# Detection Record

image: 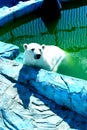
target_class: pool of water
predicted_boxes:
[0,3,87,80]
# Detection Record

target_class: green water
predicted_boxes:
[0,4,87,80]
[58,51,87,80]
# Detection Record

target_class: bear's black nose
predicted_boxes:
[34,54,41,59]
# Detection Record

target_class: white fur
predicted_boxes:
[23,43,65,71]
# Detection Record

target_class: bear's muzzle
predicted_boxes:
[34,54,41,59]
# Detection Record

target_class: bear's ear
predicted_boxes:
[23,44,28,50]
[42,44,45,49]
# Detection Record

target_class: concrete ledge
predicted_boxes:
[0,57,87,117]
[18,65,87,117]
[0,0,43,26]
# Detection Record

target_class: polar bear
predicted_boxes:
[23,43,66,72]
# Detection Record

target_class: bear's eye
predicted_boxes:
[39,49,41,52]
[31,48,34,52]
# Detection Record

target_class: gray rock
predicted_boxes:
[0,58,87,130]
[18,65,87,118]
[0,41,19,59]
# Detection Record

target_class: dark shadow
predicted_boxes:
[40,0,62,33]
[61,0,87,10]
[13,83,32,109]
[14,65,39,109]
[15,65,87,129]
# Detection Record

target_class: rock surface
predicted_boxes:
[0,41,19,59]
[0,57,87,129]
[19,65,87,117]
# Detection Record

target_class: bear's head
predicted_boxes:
[23,43,45,60]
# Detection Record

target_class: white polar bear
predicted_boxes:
[23,43,66,72]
